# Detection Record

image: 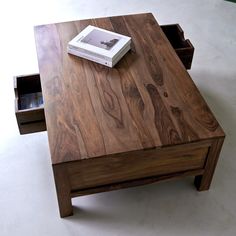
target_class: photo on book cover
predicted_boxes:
[80,29,121,50]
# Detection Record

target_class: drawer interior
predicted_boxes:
[160,24,194,69]
[14,74,46,134]
[15,74,43,110]
[161,24,189,49]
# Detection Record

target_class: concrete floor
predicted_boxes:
[0,0,236,235]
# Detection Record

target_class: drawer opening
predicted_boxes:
[14,73,47,134]
[16,74,44,110]
[161,24,188,49]
[160,24,194,70]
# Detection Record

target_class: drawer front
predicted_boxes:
[18,120,46,134]
[67,144,209,191]
[16,107,45,123]
[16,108,46,134]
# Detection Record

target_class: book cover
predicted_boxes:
[67,25,131,63]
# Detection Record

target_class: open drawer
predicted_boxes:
[160,24,194,70]
[14,73,46,134]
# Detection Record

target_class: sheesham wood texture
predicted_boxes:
[34,13,225,218]
[70,169,205,198]
[34,13,225,165]
[67,144,209,191]
[194,137,225,191]
[53,165,73,217]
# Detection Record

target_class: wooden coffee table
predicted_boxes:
[34,13,225,217]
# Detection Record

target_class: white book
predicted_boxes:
[68,43,131,67]
[67,25,131,65]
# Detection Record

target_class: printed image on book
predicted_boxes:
[67,25,131,67]
[80,29,121,50]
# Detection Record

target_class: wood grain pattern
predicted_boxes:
[67,145,209,191]
[194,137,225,191]
[34,13,224,164]
[53,165,73,217]
[71,169,205,198]
[34,13,225,218]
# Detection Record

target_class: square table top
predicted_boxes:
[34,13,224,164]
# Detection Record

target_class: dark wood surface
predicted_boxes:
[67,143,209,190]
[71,169,205,198]
[194,137,225,191]
[53,165,73,217]
[34,13,224,165]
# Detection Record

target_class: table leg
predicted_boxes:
[194,137,224,191]
[53,164,73,217]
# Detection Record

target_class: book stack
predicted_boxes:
[67,25,131,67]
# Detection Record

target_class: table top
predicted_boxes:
[34,13,224,164]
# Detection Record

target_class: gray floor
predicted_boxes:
[0,0,236,235]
